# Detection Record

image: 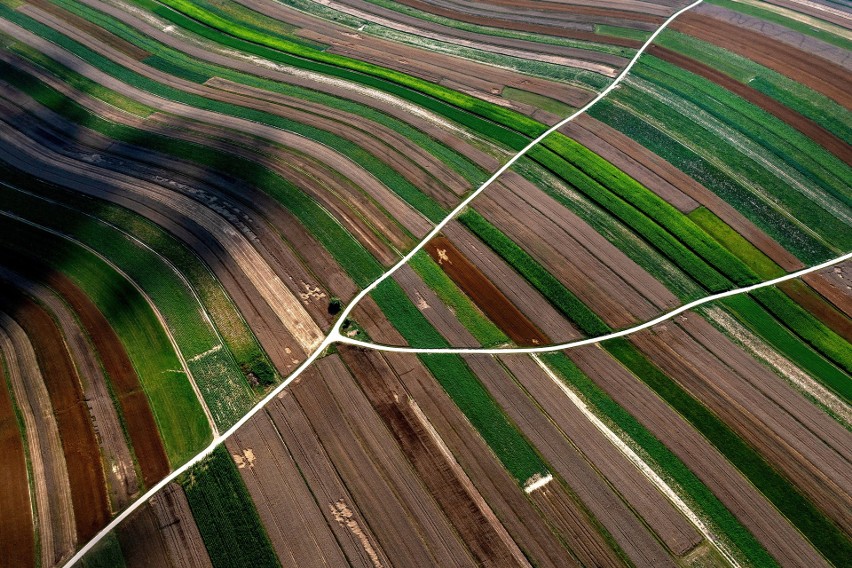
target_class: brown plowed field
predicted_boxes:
[673,12,852,106]
[227,416,351,567]
[632,317,852,532]
[500,354,703,557]
[0,313,76,567]
[0,266,139,512]
[0,255,170,487]
[805,261,852,320]
[118,505,173,568]
[569,344,829,567]
[350,297,581,567]
[0,349,35,567]
[391,0,649,45]
[291,356,478,566]
[0,285,110,542]
[647,45,852,165]
[778,280,852,340]
[265,397,394,568]
[426,236,549,345]
[149,483,213,568]
[338,345,533,567]
[444,222,582,341]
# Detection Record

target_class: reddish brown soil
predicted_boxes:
[426,236,549,345]
[0,355,35,567]
[648,45,852,165]
[3,247,169,486]
[779,280,852,341]
[673,13,852,107]
[0,285,110,543]
[804,261,852,320]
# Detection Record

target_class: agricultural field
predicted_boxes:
[0,0,848,567]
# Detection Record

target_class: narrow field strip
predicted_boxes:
[65,3,826,565]
[337,251,852,354]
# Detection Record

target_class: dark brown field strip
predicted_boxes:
[673,12,852,107]
[0,284,110,543]
[149,483,213,568]
[2,253,170,486]
[0,351,35,567]
[426,236,549,345]
[647,45,852,165]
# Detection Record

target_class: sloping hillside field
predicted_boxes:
[0,0,848,566]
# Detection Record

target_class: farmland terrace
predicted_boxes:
[0,0,848,567]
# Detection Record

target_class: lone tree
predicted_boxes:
[328,297,342,315]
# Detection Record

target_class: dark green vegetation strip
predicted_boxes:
[182,447,280,568]
[0,213,210,465]
[588,98,835,264]
[371,278,547,482]
[605,338,852,567]
[81,533,126,568]
[462,210,850,564]
[540,352,777,568]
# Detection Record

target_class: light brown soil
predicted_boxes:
[647,45,852,165]
[338,345,533,567]
[569,344,829,567]
[673,11,852,106]
[0,314,76,567]
[226,416,351,567]
[0,285,110,543]
[426,236,549,345]
[0,346,36,567]
[804,261,852,319]
[357,296,597,566]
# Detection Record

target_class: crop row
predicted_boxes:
[370,277,548,483]
[182,447,280,568]
[0,211,210,465]
[461,211,850,564]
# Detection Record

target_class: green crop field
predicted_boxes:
[183,447,280,568]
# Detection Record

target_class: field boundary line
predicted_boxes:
[0,210,220,436]
[336,251,852,354]
[61,1,709,564]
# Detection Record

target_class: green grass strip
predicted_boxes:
[605,337,851,567]
[459,209,610,336]
[183,447,280,568]
[723,294,852,402]
[540,352,777,567]
[408,251,508,347]
[0,215,210,465]
[587,98,834,264]
[144,0,547,140]
[689,208,785,280]
[371,278,547,482]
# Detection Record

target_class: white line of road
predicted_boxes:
[335,250,852,354]
[65,2,809,565]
